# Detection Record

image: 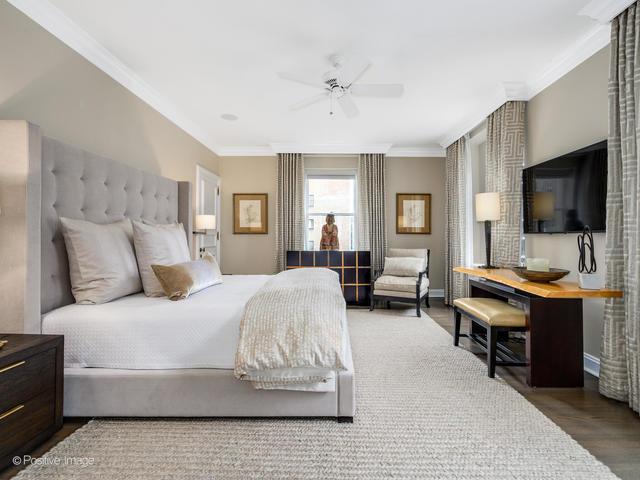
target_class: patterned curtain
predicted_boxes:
[275,153,305,271]
[444,137,468,305]
[485,101,526,267]
[357,153,387,273]
[600,4,640,413]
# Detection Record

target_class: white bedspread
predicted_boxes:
[42,275,270,370]
[235,269,347,390]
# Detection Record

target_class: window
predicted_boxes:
[306,175,356,250]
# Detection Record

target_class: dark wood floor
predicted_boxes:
[425,298,640,480]
[2,299,639,479]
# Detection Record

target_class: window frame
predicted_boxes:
[304,171,358,251]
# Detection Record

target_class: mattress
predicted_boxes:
[42,275,271,370]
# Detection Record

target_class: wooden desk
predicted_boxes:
[453,267,622,388]
[453,267,622,299]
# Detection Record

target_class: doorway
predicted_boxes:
[195,165,221,261]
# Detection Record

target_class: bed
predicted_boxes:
[25,129,355,420]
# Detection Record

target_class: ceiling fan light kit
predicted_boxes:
[278,54,404,118]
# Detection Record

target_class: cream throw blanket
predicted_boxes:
[234,268,347,390]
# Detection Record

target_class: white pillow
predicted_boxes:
[132,220,191,296]
[60,217,142,304]
[382,257,425,277]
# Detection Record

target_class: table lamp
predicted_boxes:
[475,192,500,269]
[194,214,216,234]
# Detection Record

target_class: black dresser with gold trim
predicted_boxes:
[286,250,371,306]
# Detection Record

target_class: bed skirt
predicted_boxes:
[63,366,354,418]
[63,327,355,418]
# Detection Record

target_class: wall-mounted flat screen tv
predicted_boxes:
[522,141,607,234]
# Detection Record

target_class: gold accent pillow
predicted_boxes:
[151,252,222,300]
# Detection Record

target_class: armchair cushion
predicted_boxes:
[374,274,429,294]
[382,257,424,277]
[373,288,429,299]
[388,248,428,270]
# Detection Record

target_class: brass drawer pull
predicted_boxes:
[0,360,26,374]
[0,404,24,421]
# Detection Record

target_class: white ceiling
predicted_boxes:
[9,0,623,156]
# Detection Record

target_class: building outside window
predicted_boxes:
[306,175,356,250]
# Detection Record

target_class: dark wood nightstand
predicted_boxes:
[0,334,63,471]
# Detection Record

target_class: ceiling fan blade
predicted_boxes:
[338,56,371,87]
[350,84,405,97]
[289,92,329,111]
[337,93,359,118]
[277,72,325,89]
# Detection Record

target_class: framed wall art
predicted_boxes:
[233,193,268,234]
[396,193,431,234]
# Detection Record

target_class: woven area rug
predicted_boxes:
[14,309,617,479]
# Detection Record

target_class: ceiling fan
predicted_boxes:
[277,55,404,118]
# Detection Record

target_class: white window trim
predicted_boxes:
[468,127,487,267]
[304,170,358,250]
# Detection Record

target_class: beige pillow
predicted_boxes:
[382,256,425,277]
[132,221,191,296]
[388,248,428,270]
[151,253,223,300]
[60,217,142,304]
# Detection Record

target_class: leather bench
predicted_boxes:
[453,297,527,378]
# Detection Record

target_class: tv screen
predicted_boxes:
[523,141,607,234]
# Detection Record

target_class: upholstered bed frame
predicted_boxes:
[25,125,355,420]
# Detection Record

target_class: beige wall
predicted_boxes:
[0,1,221,331]
[0,0,219,198]
[218,155,447,290]
[0,121,40,333]
[386,157,446,290]
[219,157,278,274]
[526,46,609,358]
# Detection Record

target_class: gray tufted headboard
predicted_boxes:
[40,137,192,315]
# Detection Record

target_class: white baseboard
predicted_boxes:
[429,289,444,298]
[584,353,600,378]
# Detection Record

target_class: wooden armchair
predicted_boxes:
[370,248,431,317]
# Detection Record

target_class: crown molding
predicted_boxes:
[10,0,620,157]
[7,0,222,155]
[217,144,445,157]
[579,0,635,23]
[269,143,393,154]
[439,86,507,148]
[502,81,530,101]
[216,146,276,157]
[386,146,445,157]
[439,20,611,148]
[527,23,610,99]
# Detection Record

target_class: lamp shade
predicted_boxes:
[195,214,216,230]
[475,192,501,221]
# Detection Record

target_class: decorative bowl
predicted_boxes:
[511,267,570,283]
